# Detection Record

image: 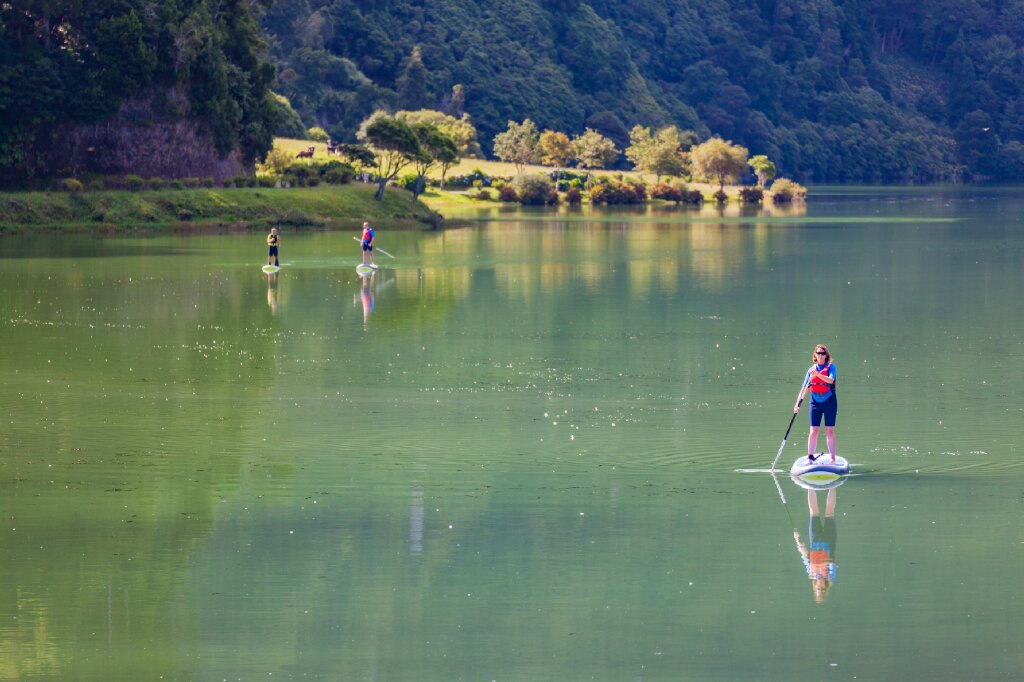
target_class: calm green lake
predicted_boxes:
[1,187,1022,681]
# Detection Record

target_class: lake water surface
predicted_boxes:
[1,187,1023,680]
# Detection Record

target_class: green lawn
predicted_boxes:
[0,183,437,232]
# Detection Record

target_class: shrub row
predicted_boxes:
[589,179,647,205]
[649,183,704,205]
[56,161,355,193]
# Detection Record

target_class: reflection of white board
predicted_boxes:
[356,264,379,275]
[262,264,280,273]
[791,474,847,491]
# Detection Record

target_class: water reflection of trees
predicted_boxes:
[408,216,792,301]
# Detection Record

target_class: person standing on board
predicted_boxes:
[793,344,837,464]
[360,221,375,266]
[267,227,280,267]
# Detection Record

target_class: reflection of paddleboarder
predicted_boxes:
[266,271,278,313]
[360,271,375,327]
[793,487,837,603]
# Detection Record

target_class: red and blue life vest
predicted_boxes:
[809,363,835,396]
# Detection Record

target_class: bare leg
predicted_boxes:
[825,426,836,462]
[807,426,820,459]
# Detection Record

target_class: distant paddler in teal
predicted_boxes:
[266,227,280,267]
[360,221,375,266]
[793,344,837,464]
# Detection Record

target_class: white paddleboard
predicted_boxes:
[356,263,379,274]
[790,453,850,479]
[262,264,280,273]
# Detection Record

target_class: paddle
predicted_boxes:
[353,236,395,259]
[770,395,803,472]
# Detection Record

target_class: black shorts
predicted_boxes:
[362,241,373,252]
[810,394,837,427]
[268,245,278,257]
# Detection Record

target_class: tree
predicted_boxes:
[954,110,999,176]
[441,84,466,117]
[0,0,277,184]
[539,130,573,180]
[689,138,750,191]
[394,109,481,158]
[410,122,458,198]
[269,93,307,138]
[359,112,422,200]
[336,143,377,169]
[397,46,430,110]
[572,128,619,181]
[626,125,689,182]
[493,119,541,173]
[748,155,777,187]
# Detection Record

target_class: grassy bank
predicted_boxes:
[0,182,438,232]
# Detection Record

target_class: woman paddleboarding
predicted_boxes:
[793,344,837,464]
[360,221,375,267]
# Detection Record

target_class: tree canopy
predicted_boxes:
[0,0,277,183]
[572,128,619,173]
[690,138,750,190]
[260,0,1024,181]
[359,112,422,199]
[493,119,542,173]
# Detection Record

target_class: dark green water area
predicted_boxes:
[1,187,1021,680]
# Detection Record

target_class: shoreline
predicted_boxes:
[0,183,440,233]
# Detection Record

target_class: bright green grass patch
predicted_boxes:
[0,184,437,232]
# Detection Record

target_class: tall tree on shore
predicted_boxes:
[749,155,777,187]
[493,119,541,173]
[690,138,750,191]
[395,109,482,158]
[410,122,458,198]
[572,128,619,183]
[539,130,574,181]
[359,112,422,200]
[626,125,692,182]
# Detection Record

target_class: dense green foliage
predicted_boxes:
[0,0,278,183]
[262,0,1024,181]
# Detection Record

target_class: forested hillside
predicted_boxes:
[264,0,1024,181]
[0,1,278,184]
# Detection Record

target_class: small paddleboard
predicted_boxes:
[262,264,280,273]
[356,263,379,275]
[790,453,850,479]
